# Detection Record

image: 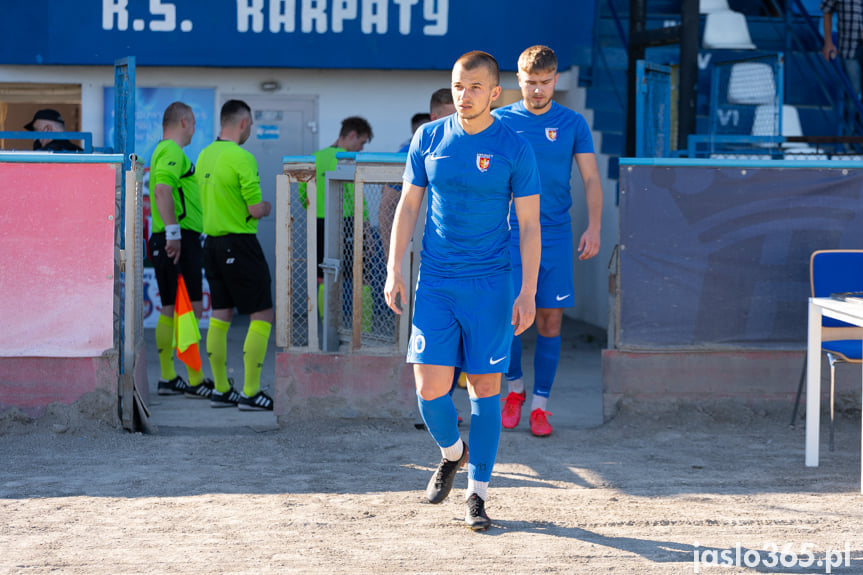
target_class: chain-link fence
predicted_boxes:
[277,155,411,354]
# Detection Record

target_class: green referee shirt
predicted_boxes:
[148,139,203,233]
[196,140,263,236]
[298,146,369,220]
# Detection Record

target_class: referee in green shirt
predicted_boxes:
[197,99,274,411]
[148,101,214,399]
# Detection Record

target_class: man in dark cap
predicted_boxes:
[24,109,82,152]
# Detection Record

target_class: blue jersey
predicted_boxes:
[404,115,541,279]
[493,100,594,239]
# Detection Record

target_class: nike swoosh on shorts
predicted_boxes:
[490,356,506,365]
[556,294,571,301]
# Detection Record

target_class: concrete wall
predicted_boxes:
[601,349,855,422]
[0,354,120,420]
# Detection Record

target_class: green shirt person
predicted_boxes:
[146,101,214,399]
[297,116,373,280]
[196,99,275,412]
[198,139,262,236]
[149,139,203,235]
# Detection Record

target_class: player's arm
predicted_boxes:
[574,152,603,261]
[512,194,541,335]
[240,155,270,220]
[384,182,425,314]
[247,200,271,219]
[153,182,181,264]
[823,10,836,60]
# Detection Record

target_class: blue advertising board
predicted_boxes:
[103,86,215,164]
[0,1,590,71]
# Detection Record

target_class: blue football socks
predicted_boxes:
[417,392,461,450]
[468,394,501,483]
[505,334,523,381]
[533,334,561,398]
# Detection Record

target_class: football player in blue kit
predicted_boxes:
[385,51,541,531]
[493,45,603,437]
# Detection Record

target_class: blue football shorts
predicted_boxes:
[407,271,515,374]
[511,234,574,309]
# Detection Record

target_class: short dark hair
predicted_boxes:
[429,88,453,116]
[339,116,373,141]
[410,113,430,132]
[454,51,500,86]
[162,101,192,129]
[518,45,558,74]
[220,99,252,126]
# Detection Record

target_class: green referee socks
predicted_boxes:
[206,317,231,393]
[155,314,177,381]
[243,320,271,397]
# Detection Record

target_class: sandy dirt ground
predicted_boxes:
[2,321,863,574]
[2,400,863,574]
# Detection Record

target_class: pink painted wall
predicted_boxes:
[0,162,116,357]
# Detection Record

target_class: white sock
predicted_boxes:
[440,439,464,462]
[466,479,488,501]
[507,378,524,395]
[531,394,548,412]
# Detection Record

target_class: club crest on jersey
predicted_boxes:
[545,128,559,142]
[476,153,493,172]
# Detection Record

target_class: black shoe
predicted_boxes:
[185,378,214,399]
[426,440,468,504]
[157,376,190,396]
[465,493,491,531]
[237,390,274,411]
[210,383,241,408]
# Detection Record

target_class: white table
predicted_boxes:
[806,297,863,492]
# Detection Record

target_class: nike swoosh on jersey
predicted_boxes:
[428,155,450,160]
[555,294,571,301]
[489,356,506,365]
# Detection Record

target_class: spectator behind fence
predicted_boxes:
[297,116,373,322]
[397,112,431,153]
[24,109,82,152]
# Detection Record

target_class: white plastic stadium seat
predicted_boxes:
[700,0,730,13]
[703,11,756,50]
[752,104,825,156]
[727,62,775,105]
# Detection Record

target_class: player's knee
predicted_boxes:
[536,310,563,336]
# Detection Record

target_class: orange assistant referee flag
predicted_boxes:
[173,273,202,371]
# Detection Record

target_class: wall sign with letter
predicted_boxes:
[1,1,590,71]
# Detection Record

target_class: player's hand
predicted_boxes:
[578,227,600,261]
[165,238,181,265]
[511,292,536,336]
[385,270,406,315]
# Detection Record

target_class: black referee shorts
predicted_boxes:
[204,234,273,315]
[148,228,204,306]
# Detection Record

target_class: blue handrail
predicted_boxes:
[0,131,93,152]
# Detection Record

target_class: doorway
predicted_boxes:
[0,83,82,150]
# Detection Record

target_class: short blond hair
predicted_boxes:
[518,45,558,75]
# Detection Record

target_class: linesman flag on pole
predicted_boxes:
[173,273,202,371]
